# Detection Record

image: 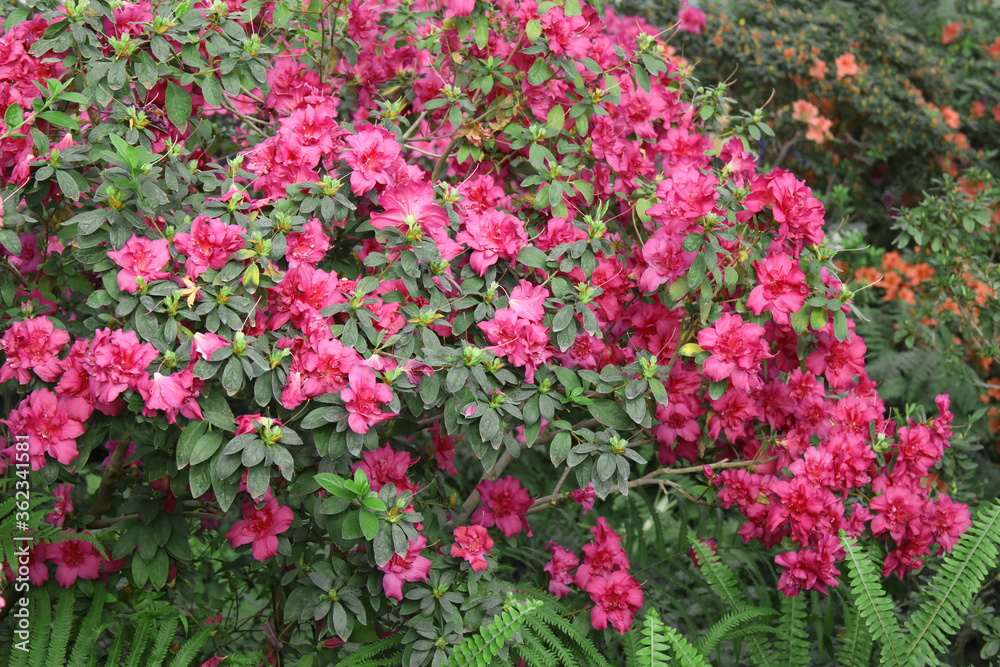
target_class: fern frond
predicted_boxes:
[660,615,711,667]
[27,587,52,667]
[839,534,908,667]
[635,607,673,667]
[774,594,809,667]
[694,606,774,657]
[514,629,559,667]
[904,498,1000,665]
[447,599,541,667]
[521,614,580,667]
[334,633,403,667]
[148,613,180,666]
[168,626,216,667]
[688,537,773,666]
[835,592,873,667]
[528,598,614,667]
[68,584,107,667]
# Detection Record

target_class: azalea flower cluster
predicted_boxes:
[0,0,973,656]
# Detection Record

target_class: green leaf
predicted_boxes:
[359,510,379,541]
[176,421,209,468]
[189,430,223,466]
[39,110,78,130]
[165,81,193,129]
[550,431,571,465]
[587,398,633,430]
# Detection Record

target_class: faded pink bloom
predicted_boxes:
[835,53,859,80]
[0,317,69,384]
[172,216,246,279]
[379,535,432,600]
[226,495,294,562]
[342,365,395,434]
[451,524,494,571]
[107,234,172,293]
[471,476,532,537]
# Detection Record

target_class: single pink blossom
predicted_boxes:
[379,535,432,600]
[451,524,494,572]
[226,496,294,562]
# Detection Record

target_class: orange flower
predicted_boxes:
[783,47,796,59]
[809,58,827,80]
[804,116,833,143]
[941,22,963,45]
[791,99,819,122]
[988,36,1000,60]
[941,107,960,129]
[971,101,986,119]
[835,53,858,80]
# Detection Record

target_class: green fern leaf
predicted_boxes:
[529,596,614,667]
[835,593,873,667]
[904,498,1000,665]
[660,617,711,667]
[448,599,541,667]
[522,614,580,667]
[688,537,773,666]
[694,606,774,657]
[334,633,403,667]
[168,626,215,667]
[839,534,908,667]
[148,613,180,666]
[68,584,107,667]
[636,607,673,667]
[774,594,810,667]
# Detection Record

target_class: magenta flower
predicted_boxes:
[352,443,416,493]
[506,280,548,323]
[285,218,331,266]
[677,5,707,35]
[457,210,528,275]
[478,308,553,383]
[341,125,402,195]
[45,483,74,526]
[0,316,69,384]
[451,525,494,572]
[379,535,432,601]
[697,313,772,392]
[471,476,532,538]
[226,496,294,562]
[50,537,103,587]
[746,253,809,324]
[370,182,450,242]
[190,332,230,362]
[173,216,246,279]
[107,234,172,293]
[2,389,92,468]
[342,365,395,434]
[543,542,580,598]
[84,328,159,404]
[586,570,644,634]
[571,483,596,514]
[639,227,696,293]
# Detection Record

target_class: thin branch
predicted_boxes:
[86,438,131,525]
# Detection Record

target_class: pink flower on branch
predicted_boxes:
[379,535,432,601]
[697,313,772,392]
[226,496,294,562]
[471,476,532,538]
[107,234,171,293]
[341,365,395,434]
[451,524,494,572]
[0,316,69,384]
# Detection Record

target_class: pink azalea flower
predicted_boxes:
[506,280,548,323]
[451,524,494,572]
[746,253,809,324]
[835,53,859,80]
[285,218,331,266]
[0,316,70,384]
[431,422,458,476]
[478,308,553,384]
[341,125,402,195]
[571,483,596,514]
[172,216,246,279]
[638,227,695,293]
[370,182,450,243]
[456,210,528,275]
[586,570,643,634]
[1,389,92,468]
[226,495,294,562]
[342,365,395,434]
[83,328,159,404]
[353,443,417,492]
[46,483,74,526]
[677,5,707,35]
[190,332,231,362]
[137,368,205,424]
[574,517,631,590]
[697,313,772,392]
[379,535,432,601]
[106,234,172,293]
[471,475,532,538]
[543,541,580,598]
[50,537,103,587]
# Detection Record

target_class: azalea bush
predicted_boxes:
[632,0,1000,243]
[0,0,990,664]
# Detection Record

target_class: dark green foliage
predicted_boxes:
[333,634,405,667]
[447,599,541,667]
